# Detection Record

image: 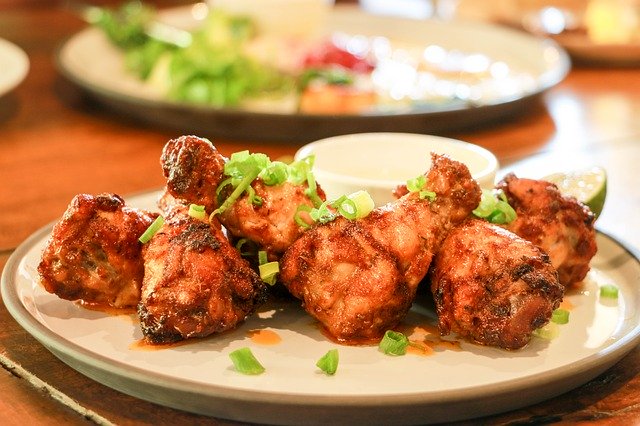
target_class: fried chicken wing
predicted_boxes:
[431,218,563,350]
[497,173,597,288]
[280,154,481,343]
[159,135,323,258]
[37,193,157,308]
[138,206,268,343]
[160,135,227,214]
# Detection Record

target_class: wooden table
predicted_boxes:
[1,1,639,424]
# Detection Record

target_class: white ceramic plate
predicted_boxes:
[55,5,570,142]
[2,190,640,425]
[0,38,29,98]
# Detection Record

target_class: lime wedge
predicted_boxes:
[543,166,607,218]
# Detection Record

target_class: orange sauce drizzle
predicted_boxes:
[248,329,282,345]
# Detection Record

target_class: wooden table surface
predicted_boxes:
[1,1,639,425]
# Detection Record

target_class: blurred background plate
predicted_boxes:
[0,38,29,98]
[56,4,570,142]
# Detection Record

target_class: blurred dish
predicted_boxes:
[0,38,29,98]
[56,5,570,141]
[2,203,640,424]
[295,133,498,206]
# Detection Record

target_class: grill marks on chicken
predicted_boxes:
[497,173,597,288]
[139,207,267,343]
[431,219,563,350]
[159,134,321,258]
[280,154,481,343]
[38,193,157,309]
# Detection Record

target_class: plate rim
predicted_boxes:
[2,199,640,424]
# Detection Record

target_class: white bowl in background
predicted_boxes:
[294,132,498,206]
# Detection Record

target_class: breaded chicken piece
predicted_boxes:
[160,135,227,214]
[138,206,267,343]
[37,193,157,308]
[219,179,324,258]
[159,135,323,258]
[279,154,481,343]
[497,173,597,288]
[431,218,563,350]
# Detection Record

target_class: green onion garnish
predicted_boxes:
[261,161,289,186]
[188,203,206,220]
[406,175,437,201]
[532,322,559,340]
[296,190,375,228]
[258,250,279,285]
[138,215,164,244]
[473,189,517,224]
[229,347,265,375]
[345,190,374,219]
[378,330,409,356]
[551,308,570,325]
[213,152,322,216]
[600,284,619,299]
[316,349,339,375]
[406,175,426,193]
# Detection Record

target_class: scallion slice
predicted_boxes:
[229,347,265,375]
[551,308,570,325]
[258,250,279,285]
[473,189,517,224]
[316,349,339,375]
[532,322,559,340]
[188,204,206,220]
[378,330,409,356]
[346,190,374,219]
[138,215,164,244]
[600,284,619,299]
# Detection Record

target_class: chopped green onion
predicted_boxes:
[309,199,338,224]
[138,215,164,243]
[346,190,374,219]
[235,238,258,257]
[551,308,570,325]
[188,204,206,220]
[473,189,517,224]
[258,250,279,285]
[378,330,409,356]
[406,175,426,193]
[213,171,260,216]
[304,171,324,208]
[260,161,288,186]
[532,322,559,340]
[288,155,315,185]
[316,349,339,375]
[406,175,436,202]
[229,347,265,375]
[294,204,314,229]
[419,190,436,201]
[600,284,619,299]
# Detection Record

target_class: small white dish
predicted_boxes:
[295,132,499,206]
[0,38,29,98]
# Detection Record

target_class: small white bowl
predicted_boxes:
[294,132,498,206]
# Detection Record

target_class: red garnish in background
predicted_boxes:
[303,41,374,73]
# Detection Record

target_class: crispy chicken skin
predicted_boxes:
[220,180,324,258]
[159,134,323,258]
[280,154,481,342]
[138,206,267,344]
[160,135,227,214]
[497,173,597,288]
[37,193,157,308]
[431,218,563,350]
